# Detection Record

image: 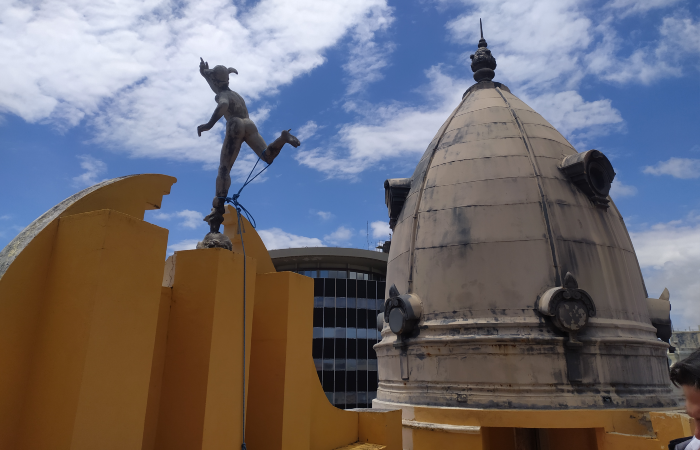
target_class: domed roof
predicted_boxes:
[376,35,677,410]
[388,81,645,319]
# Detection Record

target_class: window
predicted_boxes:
[305,268,387,409]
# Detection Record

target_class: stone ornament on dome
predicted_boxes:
[469,19,497,82]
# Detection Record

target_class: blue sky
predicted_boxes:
[1,0,699,327]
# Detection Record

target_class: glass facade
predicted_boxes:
[297,269,385,409]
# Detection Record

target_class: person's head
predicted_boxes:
[670,348,700,438]
[204,65,238,93]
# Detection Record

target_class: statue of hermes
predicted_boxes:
[197,57,300,235]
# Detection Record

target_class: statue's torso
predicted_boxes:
[217,90,249,120]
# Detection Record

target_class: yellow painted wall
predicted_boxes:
[247,271,402,450]
[0,173,401,450]
[398,404,693,450]
[0,174,174,450]
[223,205,276,274]
[246,271,359,449]
[15,209,168,450]
[154,248,255,450]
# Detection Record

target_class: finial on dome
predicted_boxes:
[470,18,497,82]
[478,18,487,48]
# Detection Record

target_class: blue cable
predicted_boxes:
[217,155,271,450]
[218,157,271,229]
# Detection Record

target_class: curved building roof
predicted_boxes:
[269,247,388,274]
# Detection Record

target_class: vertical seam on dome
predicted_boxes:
[406,90,473,294]
[495,87,562,287]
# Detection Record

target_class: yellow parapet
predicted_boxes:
[376,399,694,449]
[0,175,174,450]
[0,174,402,450]
[246,272,401,450]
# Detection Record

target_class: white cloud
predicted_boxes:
[607,0,684,17]
[523,90,623,143]
[446,0,593,92]
[72,155,107,187]
[0,0,392,165]
[643,158,700,179]
[297,0,636,179]
[258,227,324,250]
[297,66,462,178]
[659,15,700,55]
[609,178,638,198]
[249,106,272,126]
[630,215,700,329]
[324,226,354,245]
[0,215,10,220]
[167,239,200,255]
[370,220,391,239]
[151,209,205,229]
[296,120,321,141]
[316,211,334,220]
[587,15,700,86]
[343,4,395,95]
[297,64,622,177]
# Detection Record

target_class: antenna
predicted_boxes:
[480,18,483,39]
[366,221,370,250]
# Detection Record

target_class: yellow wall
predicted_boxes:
[0,173,402,450]
[0,174,174,450]
[247,271,402,450]
[154,249,255,450]
[15,209,168,450]
[396,404,693,450]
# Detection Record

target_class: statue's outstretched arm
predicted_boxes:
[197,98,229,136]
[199,57,209,76]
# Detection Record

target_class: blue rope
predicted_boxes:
[218,157,271,229]
[218,156,271,450]
[236,207,248,450]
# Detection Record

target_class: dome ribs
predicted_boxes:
[494,86,563,287]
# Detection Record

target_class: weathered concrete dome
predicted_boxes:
[376,80,678,410]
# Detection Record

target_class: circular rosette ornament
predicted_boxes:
[537,272,596,342]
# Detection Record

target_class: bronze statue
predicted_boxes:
[197,57,300,236]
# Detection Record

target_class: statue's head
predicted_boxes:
[204,65,238,92]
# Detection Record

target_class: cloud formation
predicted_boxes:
[324,226,354,245]
[151,210,205,229]
[371,220,391,239]
[297,66,463,178]
[343,4,395,95]
[297,121,321,141]
[298,0,650,178]
[167,239,200,255]
[643,158,700,179]
[0,0,392,165]
[258,227,324,249]
[316,211,334,220]
[610,178,638,198]
[72,155,107,187]
[630,214,700,329]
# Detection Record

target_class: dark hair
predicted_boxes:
[670,348,700,389]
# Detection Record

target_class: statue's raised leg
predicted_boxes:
[244,121,300,165]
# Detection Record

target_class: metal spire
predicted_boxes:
[470,19,497,82]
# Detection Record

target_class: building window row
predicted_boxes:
[296,270,385,281]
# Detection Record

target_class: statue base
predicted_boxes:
[196,232,233,251]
